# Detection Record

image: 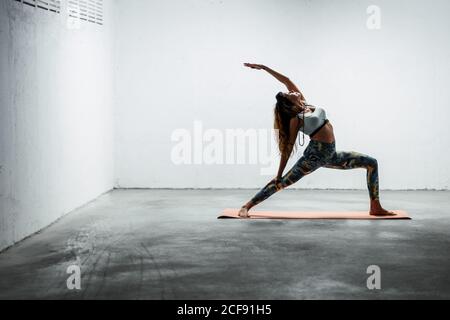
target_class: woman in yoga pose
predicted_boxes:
[239,63,395,218]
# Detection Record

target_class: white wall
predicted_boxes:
[0,0,115,251]
[1,0,448,251]
[114,0,450,190]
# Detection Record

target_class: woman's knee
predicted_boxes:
[365,156,378,169]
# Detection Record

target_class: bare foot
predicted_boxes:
[370,201,396,216]
[370,208,397,216]
[238,207,250,219]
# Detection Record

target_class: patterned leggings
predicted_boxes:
[248,140,380,208]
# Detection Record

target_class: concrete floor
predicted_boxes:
[0,189,449,300]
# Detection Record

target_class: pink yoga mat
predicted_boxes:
[219,209,411,220]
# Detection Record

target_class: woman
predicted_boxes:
[238,63,395,218]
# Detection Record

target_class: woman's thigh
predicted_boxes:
[281,151,330,187]
[325,151,377,170]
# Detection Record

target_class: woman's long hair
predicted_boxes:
[274,92,303,159]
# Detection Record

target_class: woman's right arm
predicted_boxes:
[244,63,305,99]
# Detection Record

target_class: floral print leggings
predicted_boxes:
[248,140,380,208]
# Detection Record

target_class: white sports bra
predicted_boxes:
[297,105,328,137]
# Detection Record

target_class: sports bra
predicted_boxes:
[297,104,328,137]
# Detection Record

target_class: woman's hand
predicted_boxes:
[271,177,283,190]
[244,63,266,70]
